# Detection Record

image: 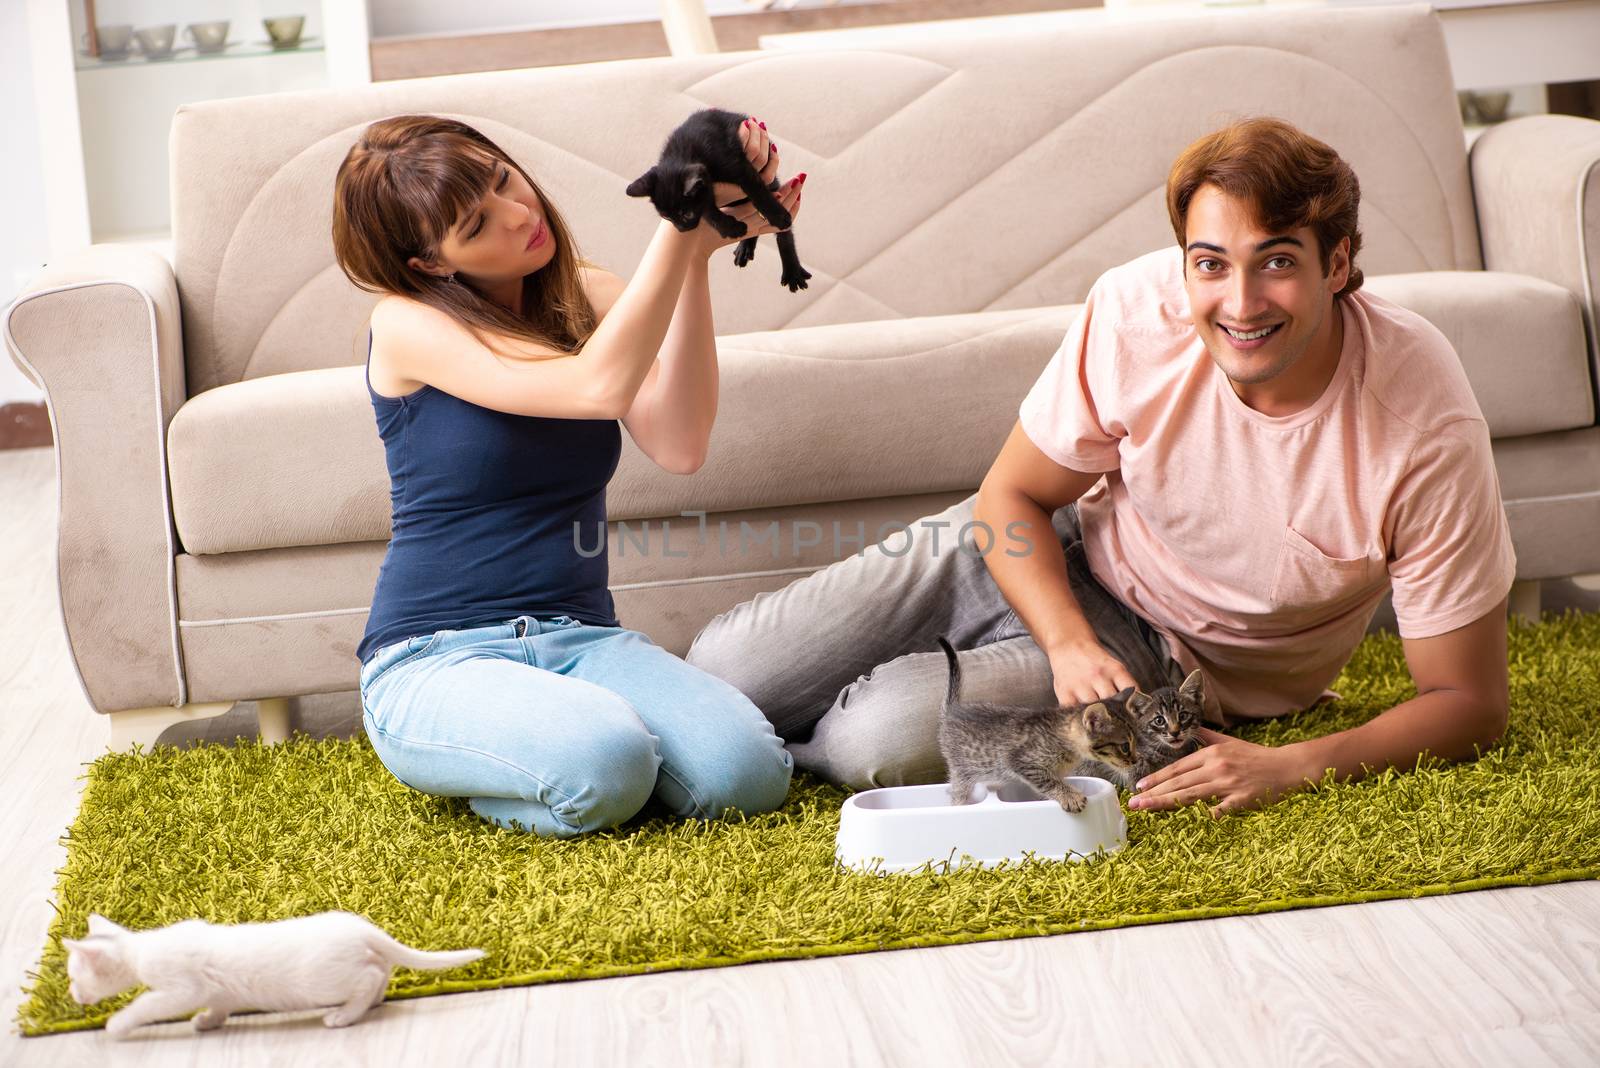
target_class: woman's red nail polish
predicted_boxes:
[759,121,767,130]
[798,172,808,183]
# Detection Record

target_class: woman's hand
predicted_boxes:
[1128,728,1317,817]
[741,115,779,189]
[695,116,805,255]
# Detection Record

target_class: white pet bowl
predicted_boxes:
[836,776,1128,874]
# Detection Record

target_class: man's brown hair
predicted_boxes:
[1166,117,1364,297]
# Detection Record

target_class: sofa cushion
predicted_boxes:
[171,490,974,697]
[1493,427,1600,580]
[165,273,1593,557]
[1363,271,1592,437]
[166,305,1077,555]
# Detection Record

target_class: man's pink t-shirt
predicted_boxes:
[1018,247,1516,724]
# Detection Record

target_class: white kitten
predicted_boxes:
[62,911,486,1039]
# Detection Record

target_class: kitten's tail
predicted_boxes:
[373,932,486,972]
[936,636,961,709]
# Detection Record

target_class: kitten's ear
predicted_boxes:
[681,162,708,199]
[63,937,109,965]
[1179,669,1204,700]
[86,913,121,936]
[1082,701,1109,728]
[624,168,656,198]
[1126,690,1154,715]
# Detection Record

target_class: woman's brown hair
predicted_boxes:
[332,115,597,360]
[1166,117,1364,297]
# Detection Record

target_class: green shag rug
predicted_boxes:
[18,614,1600,1037]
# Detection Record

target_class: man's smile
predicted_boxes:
[1218,322,1284,348]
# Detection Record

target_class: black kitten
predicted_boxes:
[625,107,812,293]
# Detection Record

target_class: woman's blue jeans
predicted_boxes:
[358,614,794,838]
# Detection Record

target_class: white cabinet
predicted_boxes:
[29,0,371,253]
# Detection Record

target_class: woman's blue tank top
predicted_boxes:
[356,328,622,664]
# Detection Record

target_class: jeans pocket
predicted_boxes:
[983,608,1023,646]
[407,630,445,656]
[362,631,445,696]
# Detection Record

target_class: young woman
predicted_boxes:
[330,114,804,838]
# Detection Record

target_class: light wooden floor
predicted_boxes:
[3,444,1597,1067]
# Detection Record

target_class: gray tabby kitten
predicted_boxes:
[936,637,1141,813]
[1074,670,1206,787]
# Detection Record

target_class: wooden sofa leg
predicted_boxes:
[256,698,292,744]
[1509,579,1541,624]
[108,702,237,752]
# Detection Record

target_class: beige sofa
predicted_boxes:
[6,5,1599,751]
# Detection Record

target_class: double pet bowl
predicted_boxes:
[835,776,1128,874]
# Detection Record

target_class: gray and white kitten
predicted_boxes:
[936,636,1141,813]
[1074,670,1206,787]
[63,911,485,1039]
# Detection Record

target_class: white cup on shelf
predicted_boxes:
[82,24,133,60]
[131,24,178,61]
[185,21,231,54]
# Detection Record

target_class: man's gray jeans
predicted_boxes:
[683,492,1182,789]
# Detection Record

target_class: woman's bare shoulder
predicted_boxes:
[367,296,428,398]
[371,292,433,325]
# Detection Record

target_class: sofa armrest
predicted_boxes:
[1471,114,1600,391]
[3,244,189,714]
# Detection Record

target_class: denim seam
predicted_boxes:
[653,760,712,820]
[979,607,1019,647]
[365,719,583,831]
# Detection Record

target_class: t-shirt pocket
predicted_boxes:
[1269,526,1380,623]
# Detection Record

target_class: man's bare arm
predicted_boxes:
[1131,601,1510,815]
[1287,600,1510,782]
[975,421,1136,704]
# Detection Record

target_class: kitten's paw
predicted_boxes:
[732,240,756,268]
[781,265,812,292]
[193,1007,229,1031]
[1055,789,1088,813]
[765,207,793,230]
[948,779,981,805]
[105,1012,137,1040]
[323,1006,371,1029]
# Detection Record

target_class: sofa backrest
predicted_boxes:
[169,4,1480,397]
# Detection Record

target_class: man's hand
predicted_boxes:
[1128,727,1314,817]
[1049,640,1137,706]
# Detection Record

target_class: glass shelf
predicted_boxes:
[75,38,323,72]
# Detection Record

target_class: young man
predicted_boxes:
[686,118,1515,816]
